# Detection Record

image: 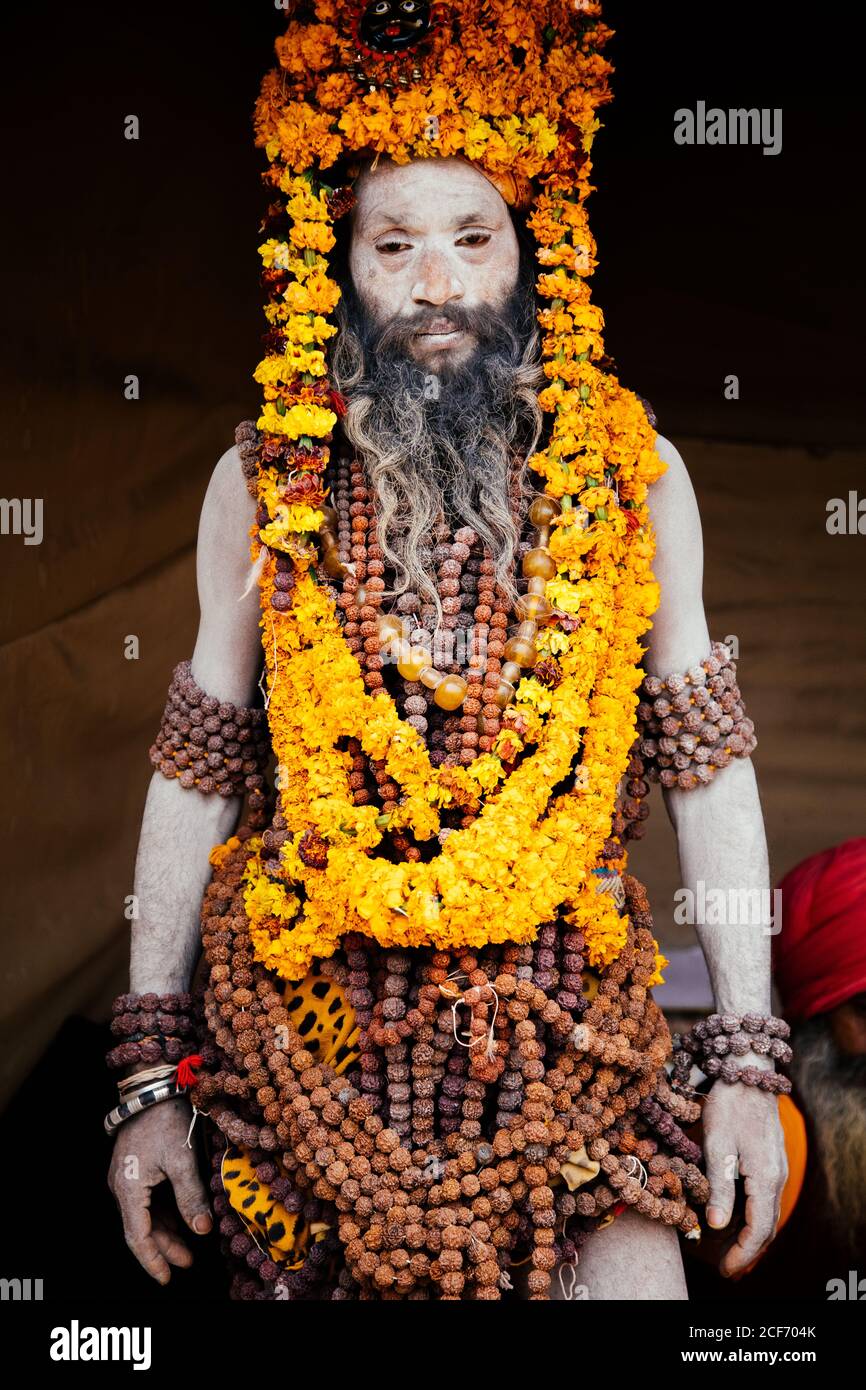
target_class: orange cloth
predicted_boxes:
[463,160,534,208]
[776,1092,808,1233]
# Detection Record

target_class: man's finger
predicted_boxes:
[121,1194,172,1285]
[163,1150,213,1237]
[703,1142,737,1230]
[720,1175,777,1277]
[728,1163,786,1278]
[151,1224,194,1269]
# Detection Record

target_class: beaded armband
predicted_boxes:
[149,660,271,827]
[636,641,756,791]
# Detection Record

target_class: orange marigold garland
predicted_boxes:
[234,1,668,983]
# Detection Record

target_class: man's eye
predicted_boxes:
[457,232,491,247]
[376,240,411,254]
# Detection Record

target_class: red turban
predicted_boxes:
[773,838,866,1021]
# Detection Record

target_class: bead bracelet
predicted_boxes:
[107,989,197,1070]
[106,1035,194,1070]
[671,1012,793,1095]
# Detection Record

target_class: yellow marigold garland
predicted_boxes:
[229,1,668,982]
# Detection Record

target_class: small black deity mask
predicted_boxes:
[359,0,432,55]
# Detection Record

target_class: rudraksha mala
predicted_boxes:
[602,639,759,844]
[189,832,710,1301]
[322,451,546,742]
[235,424,643,848]
[149,660,272,829]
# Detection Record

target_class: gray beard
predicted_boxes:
[791,1016,866,1247]
[331,280,544,631]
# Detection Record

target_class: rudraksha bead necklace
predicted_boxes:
[318,455,562,730]
[190,839,713,1300]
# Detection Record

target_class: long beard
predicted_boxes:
[791,1017,866,1247]
[331,278,544,629]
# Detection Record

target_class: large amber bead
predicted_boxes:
[493,677,516,708]
[397,645,433,680]
[529,495,561,526]
[515,593,553,624]
[418,665,442,690]
[522,547,556,580]
[318,505,339,532]
[500,660,522,685]
[322,545,347,578]
[503,635,537,667]
[433,674,468,710]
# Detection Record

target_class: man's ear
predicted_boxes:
[510,209,538,289]
[829,998,866,1056]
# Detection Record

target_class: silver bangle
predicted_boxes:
[104,1080,184,1137]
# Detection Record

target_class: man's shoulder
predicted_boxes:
[196,433,258,559]
[204,419,258,514]
[200,445,245,521]
[653,432,687,475]
[645,432,703,561]
[649,433,697,511]
[210,440,244,490]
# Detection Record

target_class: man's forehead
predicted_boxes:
[352,157,506,232]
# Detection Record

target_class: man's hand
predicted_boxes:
[107,1098,213,1285]
[701,1080,788,1277]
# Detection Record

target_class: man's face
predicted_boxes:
[830,993,866,1062]
[348,156,521,372]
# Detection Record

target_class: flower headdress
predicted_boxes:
[251,0,660,504]
[239,0,668,982]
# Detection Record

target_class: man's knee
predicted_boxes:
[514,1209,689,1301]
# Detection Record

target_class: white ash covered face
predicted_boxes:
[347,156,521,373]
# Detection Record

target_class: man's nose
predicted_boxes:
[411,249,464,308]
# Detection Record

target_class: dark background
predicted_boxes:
[0,2,863,1299]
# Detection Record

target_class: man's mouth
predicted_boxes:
[414,319,467,347]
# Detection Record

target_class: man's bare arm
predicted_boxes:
[645,434,787,1276]
[130,446,262,994]
[108,443,263,1286]
[645,435,772,1015]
